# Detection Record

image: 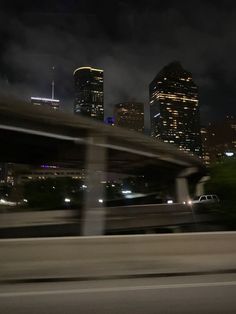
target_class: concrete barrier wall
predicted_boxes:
[0,210,74,227]
[105,204,195,230]
[1,232,236,281]
[0,204,190,228]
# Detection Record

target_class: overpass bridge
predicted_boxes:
[0,99,206,235]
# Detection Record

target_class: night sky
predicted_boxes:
[0,0,236,125]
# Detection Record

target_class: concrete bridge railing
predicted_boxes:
[0,232,236,281]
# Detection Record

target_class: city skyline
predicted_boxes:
[0,1,236,124]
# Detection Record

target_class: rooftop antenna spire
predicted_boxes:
[51,66,55,99]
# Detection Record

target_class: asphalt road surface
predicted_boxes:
[1,273,236,314]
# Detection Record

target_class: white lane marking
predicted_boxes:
[1,230,236,242]
[1,281,236,298]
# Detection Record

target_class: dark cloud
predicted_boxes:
[0,0,236,123]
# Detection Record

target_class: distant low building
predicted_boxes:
[31,97,60,110]
[114,102,144,133]
[14,165,86,184]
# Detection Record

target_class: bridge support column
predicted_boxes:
[195,176,210,196]
[176,167,197,203]
[176,177,189,203]
[82,135,107,236]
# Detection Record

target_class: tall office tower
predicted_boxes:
[149,61,202,156]
[114,102,144,133]
[74,67,104,120]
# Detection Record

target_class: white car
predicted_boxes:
[191,194,220,204]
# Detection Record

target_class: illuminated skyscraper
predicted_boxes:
[149,61,202,156]
[114,102,144,133]
[74,67,104,120]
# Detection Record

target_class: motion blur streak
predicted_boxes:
[1,281,236,298]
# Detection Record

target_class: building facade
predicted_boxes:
[0,163,8,184]
[202,116,236,163]
[114,102,144,133]
[74,67,104,120]
[200,127,210,165]
[16,166,86,184]
[149,61,202,156]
